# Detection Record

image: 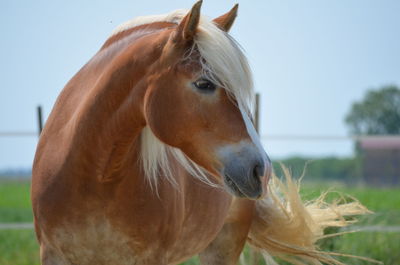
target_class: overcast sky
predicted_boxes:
[1,0,399,169]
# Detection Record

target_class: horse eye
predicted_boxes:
[193,79,216,92]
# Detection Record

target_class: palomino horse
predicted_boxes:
[32,2,272,264]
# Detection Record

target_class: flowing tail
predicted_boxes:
[245,166,381,265]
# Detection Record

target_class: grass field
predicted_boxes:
[0,180,31,223]
[0,180,399,265]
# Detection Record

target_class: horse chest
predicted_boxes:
[110,185,233,263]
[45,183,232,265]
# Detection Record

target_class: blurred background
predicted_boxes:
[0,0,399,264]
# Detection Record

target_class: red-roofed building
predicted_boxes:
[359,136,400,186]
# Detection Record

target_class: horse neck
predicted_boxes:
[53,26,170,181]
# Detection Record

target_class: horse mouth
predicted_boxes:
[224,175,247,197]
[224,174,263,199]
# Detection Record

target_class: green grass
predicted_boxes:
[300,184,400,264]
[0,229,39,265]
[333,231,400,265]
[0,180,32,222]
[1,180,399,264]
[300,184,400,211]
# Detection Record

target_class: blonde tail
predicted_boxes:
[246,166,381,265]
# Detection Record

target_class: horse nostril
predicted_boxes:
[252,163,265,180]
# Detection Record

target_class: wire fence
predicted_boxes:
[1,105,398,141]
[1,105,399,187]
[2,130,400,141]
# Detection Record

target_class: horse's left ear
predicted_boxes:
[213,4,238,32]
[173,0,202,44]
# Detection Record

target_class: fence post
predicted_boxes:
[254,93,260,133]
[37,105,43,136]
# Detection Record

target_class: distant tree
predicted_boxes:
[345,85,400,135]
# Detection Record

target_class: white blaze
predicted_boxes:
[239,105,268,163]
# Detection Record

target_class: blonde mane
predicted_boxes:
[112,10,254,187]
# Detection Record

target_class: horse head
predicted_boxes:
[142,1,271,199]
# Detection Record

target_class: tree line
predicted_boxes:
[275,85,400,183]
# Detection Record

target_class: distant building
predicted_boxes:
[359,136,400,186]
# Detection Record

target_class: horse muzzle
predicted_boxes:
[218,142,271,199]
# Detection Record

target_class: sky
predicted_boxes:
[1,0,400,169]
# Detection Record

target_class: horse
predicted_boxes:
[31,2,273,264]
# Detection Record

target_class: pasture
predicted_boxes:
[0,180,399,265]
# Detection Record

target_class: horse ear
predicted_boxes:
[174,0,202,43]
[213,4,238,32]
